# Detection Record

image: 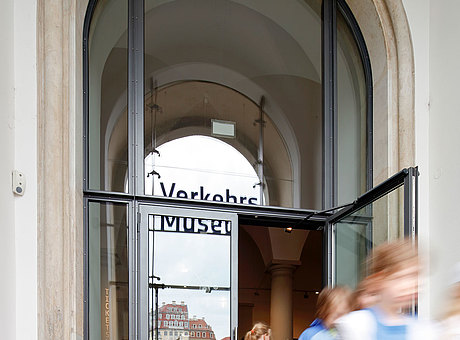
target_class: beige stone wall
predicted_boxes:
[37,0,87,338]
[346,0,415,242]
[347,0,415,179]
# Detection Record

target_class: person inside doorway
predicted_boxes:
[244,322,271,340]
[298,286,352,340]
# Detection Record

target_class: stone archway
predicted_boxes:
[346,0,415,181]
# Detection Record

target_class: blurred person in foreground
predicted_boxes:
[336,239,437,339]
[440,263,460,339]
[244,322,271,340]
[351,275,380,311]
[298,286,352,340]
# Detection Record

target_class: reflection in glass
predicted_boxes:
[143,81,289,206]
[148,212,231,340]
[88,202,129,339]
[337,9,368,205]
[335,186,403,288]
[150,290,229,340]
[149,216,231,287]
[88,0,128,192]
[144,0,322,209]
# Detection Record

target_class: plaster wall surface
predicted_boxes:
[0,0,17,338]
[427,0,460,318]
[14,0,38,338]
[401,0,431,319]
[405,0,460,318]
[0,0,38,338]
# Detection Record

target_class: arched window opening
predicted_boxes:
[83,0,374,339]
[141,80,295,206]
[145,135,266,205]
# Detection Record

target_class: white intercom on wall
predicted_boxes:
[12,170,26,196]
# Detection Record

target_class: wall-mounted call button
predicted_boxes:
[12,170,26,196]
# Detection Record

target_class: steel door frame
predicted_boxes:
[137,204,239,340]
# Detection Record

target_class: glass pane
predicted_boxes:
[88,0,128,192]
[263,116,294,207]
[150,290,229,340]
[147,211,232,340]
[148,214,231,287]
[144,0,322,209]
[335,185,403,288]
[145,135,261,205]
[88,202,129,339]
[337,10,368,205]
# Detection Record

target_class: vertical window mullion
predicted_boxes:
[128,0,145,198]
[82,0,98,193]
[128,0,135,196]
[322,0,337,287]
[83,198,89,340]
[134,0,145,197]
[128,0,145,339]
[322,0,337,211]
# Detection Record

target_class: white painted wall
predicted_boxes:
[402,0,432,320]
[427,0,460,318]
[14,0,38,338]
[0,0,17,338]
[0,0,37,339]
[405,0,460,319]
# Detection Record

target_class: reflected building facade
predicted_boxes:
[153,301,216,340]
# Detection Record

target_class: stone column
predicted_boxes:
[269,264,296,340]
[37,0,87,339]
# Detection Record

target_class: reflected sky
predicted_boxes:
[152,231,230,287]
[150,230,231,340]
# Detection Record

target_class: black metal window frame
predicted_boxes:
[323,167,419,285]
[322,0,374,286]
[82,0,374,338]
[83,0,373,209]
[322,0,374,210]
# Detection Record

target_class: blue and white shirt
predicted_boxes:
[335,307,439,340]
[298,319,327,340]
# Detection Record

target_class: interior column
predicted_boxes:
[269,264,296,340]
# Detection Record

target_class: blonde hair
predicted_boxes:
[368,239,418,277]
[351,276,378,311]
[244,323,270,340]
[315,286,352,321]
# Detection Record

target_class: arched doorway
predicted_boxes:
[82,1,383,339]
[33,0,421,338]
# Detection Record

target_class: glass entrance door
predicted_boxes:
[138,205,238,340]
[325,167,418,288]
